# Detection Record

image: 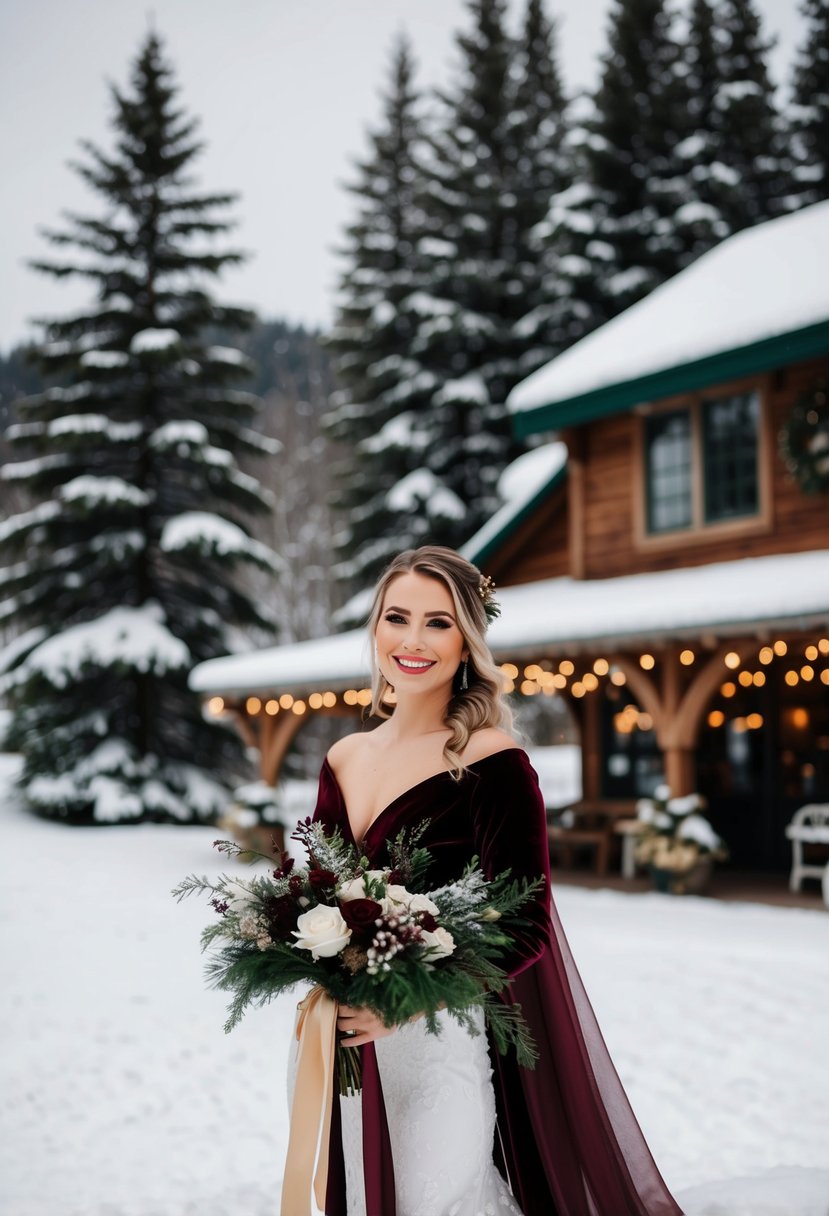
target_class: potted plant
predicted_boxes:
[216,781,285,861]
[633,784,728,895]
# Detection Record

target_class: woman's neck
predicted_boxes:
[381,692,450,743]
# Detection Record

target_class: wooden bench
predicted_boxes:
[547,801,635,877]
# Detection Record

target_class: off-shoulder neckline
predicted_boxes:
[323,746,527,844]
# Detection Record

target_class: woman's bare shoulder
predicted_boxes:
[461,727,523,765]
[325,732,365,770]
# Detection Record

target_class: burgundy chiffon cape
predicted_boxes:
[312,747,684,1216]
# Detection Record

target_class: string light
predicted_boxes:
[738,670,753,687]
[582,672,599,691]
[819,639,829,655]
[720,682,736,698]
[821,670,829,686]
[559,659,574,676]
[279,693,294,709]
[322,691,337,707]
[245,696,261,715]
[520,679,539,695]
[758,646,774,664]
[524,664,542,680]
[265,700,279,715]
[773,640,788,656]
[752,671,766,687]
[708,709,725,727]
[553,673,567,689]
[571,682,585,698]
[501,663,519,679]
[785,671,799,686]
[746,713,764,730]
[343,689,358,705]
[805,645,818,661]
[680,649,695,665]
[593,657,609,676]
[791,708,809,729]
[357,688,373,706]
[639,653,655,670]
[308,692,323,709]
[207,696,224,715]
[724,651,740,669]
[801,665,815,681]
[291,700,307,715]
[610,669,626,686]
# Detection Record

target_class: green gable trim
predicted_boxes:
[511,320,829,438]
[465,464,568,568]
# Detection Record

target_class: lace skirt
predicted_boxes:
[338,1008,522,1216]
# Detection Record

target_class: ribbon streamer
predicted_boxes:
[281,986,339,1216]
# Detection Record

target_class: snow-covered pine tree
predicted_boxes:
[409,0,570,547]
[322,35,438,605]
[0,33,280,825]
[670,0,733,266]
[789,0,829,209]
[549,0,688,329]
[705,0,789,231]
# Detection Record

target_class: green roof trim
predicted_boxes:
[511,320,829,438]
[465,463,568,568]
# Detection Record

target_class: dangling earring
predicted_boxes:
[460,659,468,691]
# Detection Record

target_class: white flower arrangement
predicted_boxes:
[634,787,728,875]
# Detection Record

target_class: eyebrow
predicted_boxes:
[384,605,456,620]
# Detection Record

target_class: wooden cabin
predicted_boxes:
[191,203,829,874]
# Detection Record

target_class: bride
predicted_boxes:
[287,545,683,1216]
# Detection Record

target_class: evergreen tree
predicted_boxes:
[706,0,788,230]
[0,33,279,825]
[789,0,829,208]
[322,35,437,603]
[568,0,685,323]
[409,0,569,549]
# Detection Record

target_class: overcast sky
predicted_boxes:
[0,0,801,352]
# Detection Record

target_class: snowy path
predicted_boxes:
[0,754,827,1216]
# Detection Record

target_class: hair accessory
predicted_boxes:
[477,574,501,625]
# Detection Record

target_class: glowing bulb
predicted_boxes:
[207,696,224,715]
[758,646,774,665]
[639,653,655,670]
[524,664,542,680]
[746,713,764,730]
[245,696,261,714]
[265,699,279,715]
[291,700,307,715]
[708,710,725,728]
[773,640,787,656]
[721,682,736,698]
[571,682,585,698]
[610,669,626,686]
[724,652,740,670]
[805,645,818,661]
[679,649,695,666]
[323,691,337,707]
[559,659,575,676]
[752,671,766,687]
[784,671,799,687]
[279,693,294,709]
[308,692,323,709]
[738,670,753,687]
[343,689,358,705]
[593,657,609,676]
[801,665,815,681]
[501,663,519,679]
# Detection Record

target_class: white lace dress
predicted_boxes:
[333,1008,522,1216]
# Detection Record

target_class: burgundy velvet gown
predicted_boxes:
[311,746,684,1216]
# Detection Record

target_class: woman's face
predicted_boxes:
[375,571,468,697]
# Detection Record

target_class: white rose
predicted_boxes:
[222,878,258,915]
[337,875,366,902]
[406,892,440,917]
[385,885,439,917]
[419,927,456,959]
[292,905,352,959]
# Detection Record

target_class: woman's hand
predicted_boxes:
[337,1003,417,1048]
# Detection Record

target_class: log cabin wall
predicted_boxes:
[578,355,829,581]
[486,481,570,586]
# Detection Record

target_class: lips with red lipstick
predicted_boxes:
[392,655,437,674]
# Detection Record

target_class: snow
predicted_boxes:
[130,327,181,352]
[461,441,567,564]
[206,345,250,366]
[48,414,143,442]
[509,202,829,417]
[60,476,151,508]
[4,604,190,691]
[0,753,827,1216]
[79,349,130,369]
[385,469,467,521]
[149,420,209,448]
[160,512,283,571]
[433,373,489,406]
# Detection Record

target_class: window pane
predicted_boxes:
[645,410,692,533]
[703,392,759,522]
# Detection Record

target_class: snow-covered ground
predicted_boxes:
[1,751,827,1216]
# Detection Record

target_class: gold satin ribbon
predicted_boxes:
[281,986,339,1216]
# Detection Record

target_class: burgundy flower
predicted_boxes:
[262,893,300,938]
[308,868,338,892]
[419,911,438,933]
[340,898,384,940]
[272,852,295,880]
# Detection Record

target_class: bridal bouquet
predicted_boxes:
[173,817,541,1092]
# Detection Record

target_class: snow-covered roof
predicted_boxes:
[461,441,567,566]
[509,202,829,434]
[189,548,829,695]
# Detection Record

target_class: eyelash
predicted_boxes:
[384,613,451,629]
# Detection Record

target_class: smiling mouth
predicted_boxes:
[393,656,436,673]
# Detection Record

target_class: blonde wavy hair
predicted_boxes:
[366,546,514,780]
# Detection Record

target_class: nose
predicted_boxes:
[402,623,427,651]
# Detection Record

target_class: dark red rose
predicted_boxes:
[262,893,298,938]
[340,898,384,937]
[419,910,438,933]
[308,868,338,892]
[273,852,295,880]
[387,868,405,886]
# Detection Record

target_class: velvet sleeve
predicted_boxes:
[469,749,551,980]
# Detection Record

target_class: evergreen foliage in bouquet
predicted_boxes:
[173,819,542,1092]
[633,784,729,875]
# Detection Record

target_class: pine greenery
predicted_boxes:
[0,33,279,825]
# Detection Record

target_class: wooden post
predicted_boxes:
[581,690,602,800]
[565,427,586,581]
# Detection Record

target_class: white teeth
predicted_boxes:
[396,657,434,669]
